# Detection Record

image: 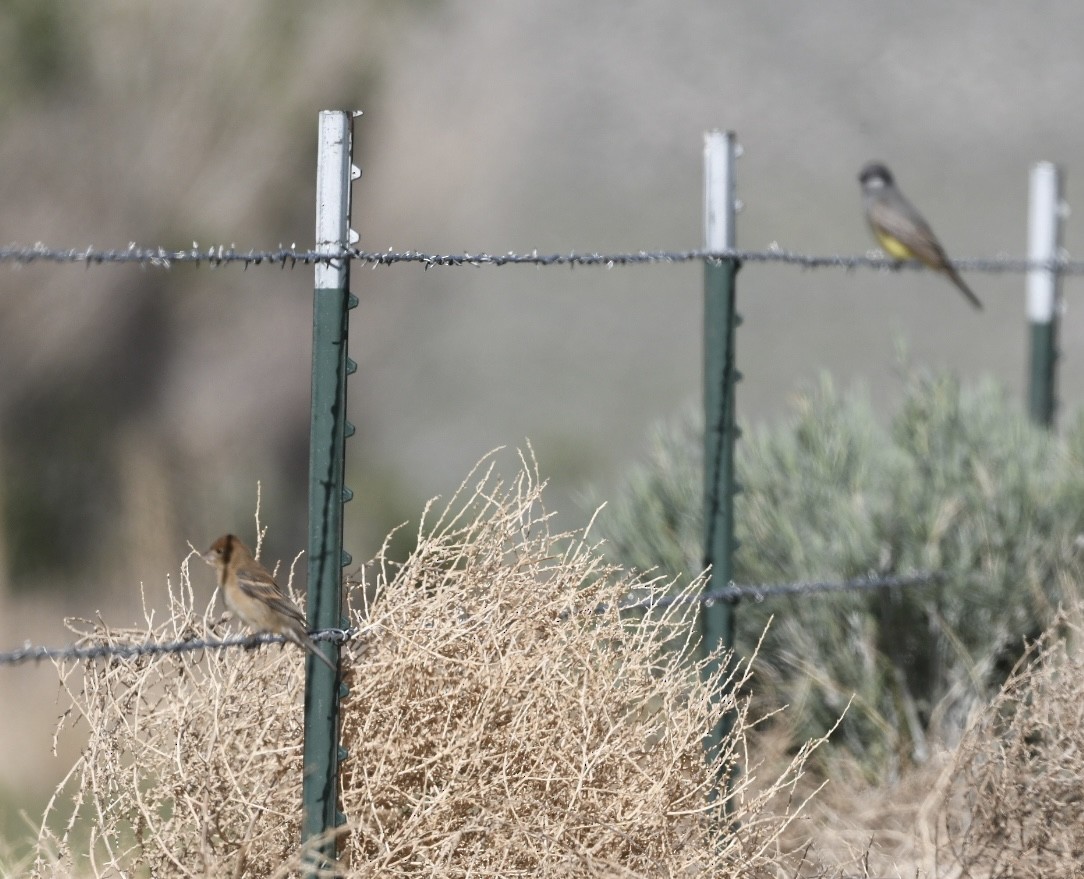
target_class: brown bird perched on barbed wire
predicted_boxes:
[202,533,337,672]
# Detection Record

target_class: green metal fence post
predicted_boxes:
[700,130,740,796]
[1026,162,1064,428]
[302,109,359,872]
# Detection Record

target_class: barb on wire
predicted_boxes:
[2,242,1082,275]
[620,570,944,614]
[0,627,359,668]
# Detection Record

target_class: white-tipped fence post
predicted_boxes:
[700,130,740,809]
[303,109,360,874]
[1026,162,1065,428]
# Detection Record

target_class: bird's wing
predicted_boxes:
[235,566,307,625]
[867,194,950,270]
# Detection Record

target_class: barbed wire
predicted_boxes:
[0,627,357,668]
[0,243,331,268]
[2,242,1082,275]
[619,570,943,613]
[345,249,1082,275]
[0,571,937,668]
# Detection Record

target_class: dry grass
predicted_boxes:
[28,453,824,877]
[937,604,1084,878]
[756,599,1084,879]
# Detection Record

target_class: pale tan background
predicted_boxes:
[0,0,1081,841]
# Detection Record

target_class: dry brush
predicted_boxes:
[30,454,822,878]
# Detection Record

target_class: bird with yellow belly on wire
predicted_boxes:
[859,161,983,311]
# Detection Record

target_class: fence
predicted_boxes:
[0,111,1074,872]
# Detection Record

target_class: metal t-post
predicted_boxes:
[1026,162,1064,428]
[302,109,359,871]
[700,130,740,801]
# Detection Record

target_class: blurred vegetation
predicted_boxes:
[594,370,1084,777]
[0,1,429,596]
[0,0,81,104]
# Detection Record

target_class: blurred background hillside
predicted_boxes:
[2,0,1084,847]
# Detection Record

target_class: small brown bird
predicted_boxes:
[202,534,337,672]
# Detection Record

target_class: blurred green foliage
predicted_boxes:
[0,0,80,103]
[595,371,1084,776]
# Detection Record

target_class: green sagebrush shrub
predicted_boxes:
[594,370,1084,776]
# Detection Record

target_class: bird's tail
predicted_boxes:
[944,264,983,310]
[292,630,339,672]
